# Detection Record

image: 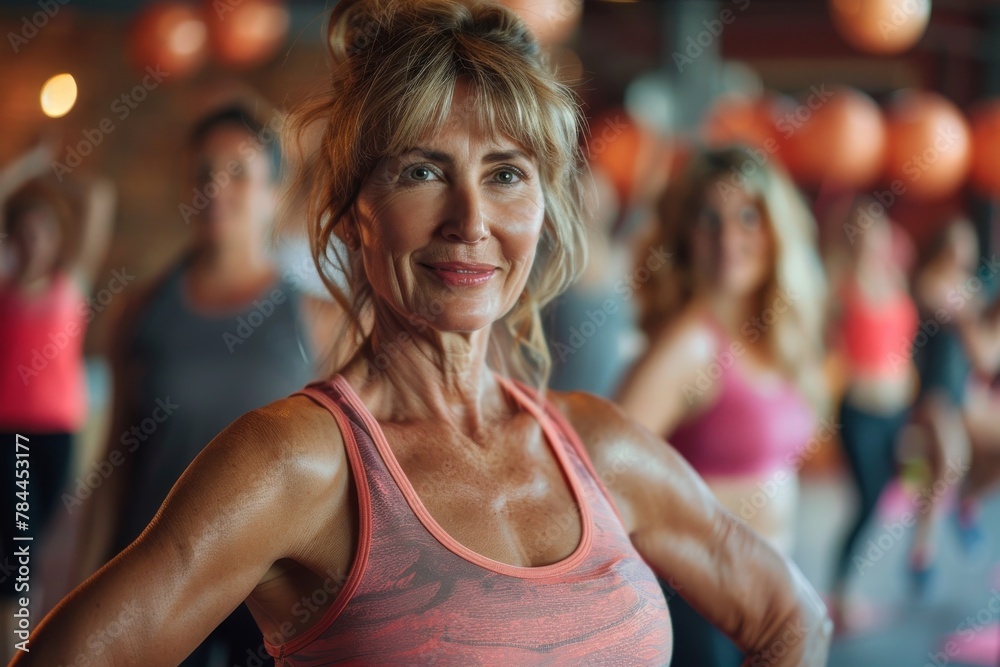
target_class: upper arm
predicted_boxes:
[17,397,343,667]
[68,177,116,286]
[614,313,716,438]
[552,392,830,665]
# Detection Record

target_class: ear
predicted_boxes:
[341,210,361,251]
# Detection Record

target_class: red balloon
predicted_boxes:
[883,90,970,201]
[204,0,289,68]
[968,100,1000,197]
[128,3,208,80]
[781,86,885,188]
[829,0,931,55]
[499,0,582,47]
[701,93,784,152]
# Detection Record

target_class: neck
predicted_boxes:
[704,289,760,336]
[344,308,501,439]
[192,236,272,280]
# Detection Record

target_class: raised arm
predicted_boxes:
[11,396,342,667]
[0,141,56,233]
[65,176,116,288]
[554,393,831,667]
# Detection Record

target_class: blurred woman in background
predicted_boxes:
[909,217,1000,592]
[74,102,323,667]
[0,140,115,659]
[617,146,828,667]
[824,196,918,628]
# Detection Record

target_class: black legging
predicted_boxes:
[661,579,743,667]
[833,397,909,587]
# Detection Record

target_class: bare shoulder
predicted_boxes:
[546,389,707,533]
[646,304,721,370]
[138,390,352,570]
[212,392,347,487]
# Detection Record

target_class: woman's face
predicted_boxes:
[690,179,772,297]
[12,205,61,278]
[353,86,545,334]
[189,125,275,246]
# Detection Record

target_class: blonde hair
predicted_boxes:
[283,0,586,388]
[640,146,829,413]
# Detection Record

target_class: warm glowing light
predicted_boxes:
[40,73,77,118]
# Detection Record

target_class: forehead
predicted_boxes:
[409,87,533,158]
[703,179,759,209]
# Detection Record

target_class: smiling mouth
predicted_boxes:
[421,262,498,287]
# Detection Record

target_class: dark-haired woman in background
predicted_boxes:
[823,197,918,628]
[73,103,321,666]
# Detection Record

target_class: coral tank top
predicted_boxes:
[265,374,672,665]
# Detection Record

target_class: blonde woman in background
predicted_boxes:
[617,146,828,667]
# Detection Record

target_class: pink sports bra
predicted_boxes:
[668,318,815,478]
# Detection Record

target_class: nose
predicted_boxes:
[440,184,489,244]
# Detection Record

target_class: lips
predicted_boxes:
[421,261,498,287]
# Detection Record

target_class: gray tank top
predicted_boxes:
[117,256,314,550]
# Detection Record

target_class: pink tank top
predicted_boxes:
[0,273,87,431]
[669,320,815,478]
[265,374,672,665]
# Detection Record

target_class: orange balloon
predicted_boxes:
[829,0,931,55]
[500,0,582,47]
[883,90,970,201]
[968,100,1000,197]
[701,93,784,152]
[128,3,208,80]
[588,110,670,205]
[780,86,885,188]
[204,0,289,68]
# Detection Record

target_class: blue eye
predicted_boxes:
[409,166,433,181]
[495,168,520,184]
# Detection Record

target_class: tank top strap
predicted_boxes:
[495,376,630,529]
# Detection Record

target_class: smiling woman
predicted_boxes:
[11,1,830,666]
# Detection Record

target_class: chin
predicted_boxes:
[408,301,502,334]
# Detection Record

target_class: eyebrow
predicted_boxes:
[403,147,533,164]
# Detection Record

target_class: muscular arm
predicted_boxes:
[554,393,831,667]
[13,397,340,667]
